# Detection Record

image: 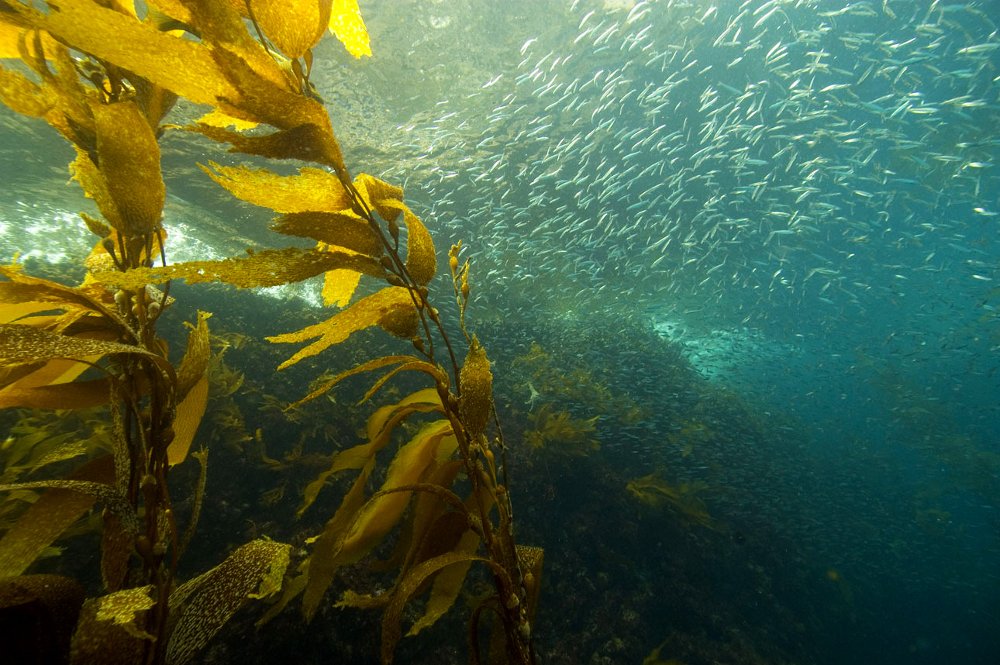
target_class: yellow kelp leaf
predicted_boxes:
[95,0,138,19]
[201,162,351,213]
[177,448,208,558]
[92,100,164,238]
[525,405,600,454]
[182,0,293,92]
[92,247,382,290]
[257,568,306,627]
[0,378,112,410]
[167,374,208,466]
[336,588,388,610]
[0,17,28,59]
[0,478,137,536]
[187,122,337,164]
[322,268,362,307]
[626,474,718,529]
[166,539,291,665]
[354,173,403,217]
[297,386,443,517]
[195,109,258,131]
[249,0,332,59]
[329,0,371,58]
[268,286,415,370]
[366,386,443,443]
[403,206,436,285]
[0,455,113,578]
[206,46,347,176]
[95,585,156,641]
[34,439,88,470]
[152,0,323,133]
[1,262,123,324]
[517,544,544,625]
[357,359,447,404]
[302,457,375,619]
[353,176,436,283]
[0,300,56,325]
[100,510,133,592]
[302,420,458,618]
[407,527,480,637]
[0,62,50,117]
[272,212,383,256]
[393,462,466,571]
[459,336,493,439]
[0,16,66,60]
[131,74,177,129]
[9,0,238,109]
[626,473,676,506]
[377,199,437,286]
[339,420,458,564]
[3,356,91,389]
[0,323,161,368]
[289,353,442,409]
[382,552,492,665]
[71,594,146,665]
[176,311,212,399]
[144,0,193,31]
[70,148,125,237]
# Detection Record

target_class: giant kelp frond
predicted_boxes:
[68,585,156,665]
[298,394,460,622]
[0,263,126,330]
[0,323,166,372]
[271,212,383,256]
[329,0,371,58]
[165,539,291,665]
[247,0,332,60]
[4,0,349,172]
[87,99,165,240]
[380,551,498,665]
[524,404,600,455]
[201,163,352,214]
[0,455,114,578]
[286,354,447,410]
[268,287,418,370]
[627,473,720,530]
[91,247,383,291]
[297,387,446,519]
[1,0,537,662]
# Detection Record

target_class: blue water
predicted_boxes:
[2,1,998,663]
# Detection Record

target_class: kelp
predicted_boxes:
[1,1,538,664]
[269,227,539,663]
[627,473,720,531]
[92,247,383,291]
[0,0,279,660]
[524,404,600,455]
[328,0,372,59]
[165,539,290,665]
[0,455,113,578]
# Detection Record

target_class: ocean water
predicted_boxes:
[1,1,998,664]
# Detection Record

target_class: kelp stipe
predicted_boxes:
[0,1,540,664]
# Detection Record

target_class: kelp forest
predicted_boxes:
[0,2,842,665]
[0,1,541,663]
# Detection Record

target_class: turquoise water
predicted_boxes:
[1,1,998,663]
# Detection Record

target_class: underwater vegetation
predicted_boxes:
[0,2,539,664]
[626,473,718,532]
